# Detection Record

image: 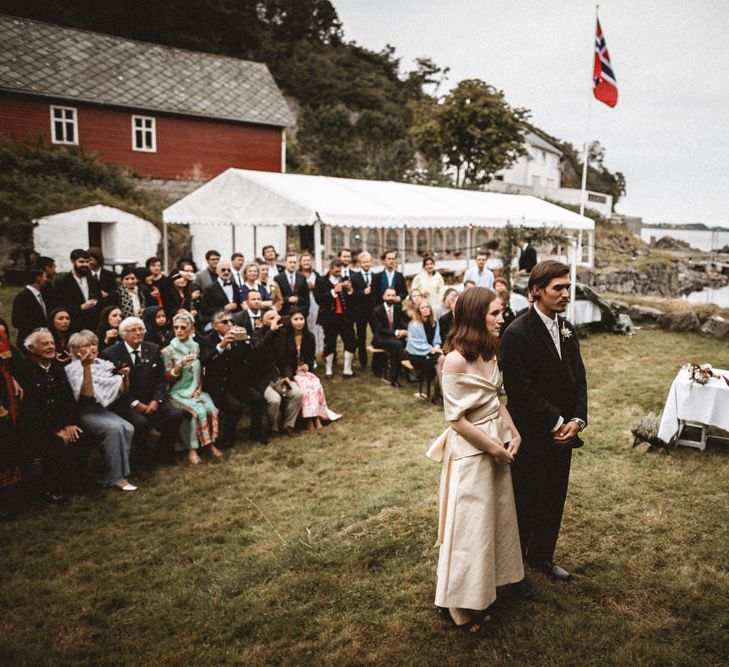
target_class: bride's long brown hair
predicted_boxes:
[443,287,499,362]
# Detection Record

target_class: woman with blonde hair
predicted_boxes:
[426,287,524,633]
[406,300,442,396]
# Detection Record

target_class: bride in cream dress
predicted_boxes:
[426,287,525,633]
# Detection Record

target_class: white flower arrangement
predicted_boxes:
[684,363,716,385]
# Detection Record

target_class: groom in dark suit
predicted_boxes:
[500,260,587,582]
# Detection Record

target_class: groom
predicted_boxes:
[500,261,588,581]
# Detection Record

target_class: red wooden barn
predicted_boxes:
[0,14,295,179]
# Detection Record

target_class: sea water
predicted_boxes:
[685,284,729,308]
[641,227,729,252]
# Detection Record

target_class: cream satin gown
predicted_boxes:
[427,356,524,612]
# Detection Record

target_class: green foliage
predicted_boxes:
[411,79,529,187]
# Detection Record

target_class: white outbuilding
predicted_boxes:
[33,204,161,272]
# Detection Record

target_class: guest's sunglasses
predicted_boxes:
[218,318,233,324]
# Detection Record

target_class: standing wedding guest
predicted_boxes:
[87,247,118,306]
[437,289,459,342]
[162,311,222,465]
[463,251,495,289]
[259,263,283,311]
[374,250,407,303]
[516,236,538,275]
[12,267,49,347]
[230,252,245,290]
[299,253,324,356]
[200,260,243,328]
[500,261,587,582]
[281,309,341,430]
[274,252,310,317]
[64,330,137,491]
[315,259,357,379]
[411,255,445,310]
[142,306,173,348]
[119,266,146,318]
[102,317,185,466]
[338,248,355,280]
[370,287,409,387]
[406,300,443,390]
[262,244,285,275]
[38,256,57,307]
[0,319,24,514]
[97,305,123,351]
[426,286,524,633]
[48,308,73,366]
[54,249,100,332]
[351,251,377,370]
[195,250,221,291]
[240,262,271,307]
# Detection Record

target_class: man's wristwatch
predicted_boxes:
[570,418,586,431]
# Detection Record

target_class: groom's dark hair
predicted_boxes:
[528,261,570,298]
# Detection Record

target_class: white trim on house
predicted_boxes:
[131,115,156,152]
[50,105,78,145]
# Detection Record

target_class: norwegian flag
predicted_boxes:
[593,18,618,107]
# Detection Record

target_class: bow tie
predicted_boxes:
[223,281,231,286]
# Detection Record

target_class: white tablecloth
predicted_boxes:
[657,367,729,443]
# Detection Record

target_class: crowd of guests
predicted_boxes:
[1,241,527,516]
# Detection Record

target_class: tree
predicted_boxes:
[411,79,529,187]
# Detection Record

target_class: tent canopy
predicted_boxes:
[163,168,594,232]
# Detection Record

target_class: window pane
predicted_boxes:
[366,229,379,253]
[66,123,74,143]
[417,230,428,254]
[385,229,398,249]
[446,230,456,252]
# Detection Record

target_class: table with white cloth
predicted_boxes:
[657,367,729,450]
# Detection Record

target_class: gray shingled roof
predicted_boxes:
[526,132,562,155]
[0,14,295,128]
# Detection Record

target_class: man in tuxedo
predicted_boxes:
[338,248,355,280]
[53,249,100,331]
[370,287,409,387]
[237,290,264,334]
[38,256,57,307]
[315,259,357,379]
[351,251,377,370]
[195,249,221,291]
[517,236,538,275]
[274,252,310,317]
[87,247,118,306]
[374,250,408,303]
[199,310,267,446]
[12,268,49,347]
[262,245,285,275]
[101,317,185,465]
[200,261,242,328]
[500,260,588,582]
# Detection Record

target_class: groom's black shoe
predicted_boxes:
[530,560,572,581]
[507,579,536,600]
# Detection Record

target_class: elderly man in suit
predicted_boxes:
[200,260,243,329]
[11,268,49,347]
[274,252,310,317]
[500,260,588,582]
[53,249,101,331]
[101,316,185,465]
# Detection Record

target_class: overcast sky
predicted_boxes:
[333,0,728,226]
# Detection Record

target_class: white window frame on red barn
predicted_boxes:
[50,105,78,145]
[131,115,156,152]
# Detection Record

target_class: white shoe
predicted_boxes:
[116,483,138,492]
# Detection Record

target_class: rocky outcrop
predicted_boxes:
[701,316,729,338]
[626,305,663,324]
[657,310,701,332]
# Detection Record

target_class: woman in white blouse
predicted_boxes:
[411,255,445,311]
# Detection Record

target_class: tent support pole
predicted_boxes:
[231,223,236,254]
[569,234,578,322]
[399,226,406,273]
[314,218,323,274]
[162,221,169,274]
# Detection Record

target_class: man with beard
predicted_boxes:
[370,287,409,387]
[53,249,100,331]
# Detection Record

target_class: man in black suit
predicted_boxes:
[237,290,264,335]
[53,249,101,332]
[351,251,377,370]
[11,268,49,347]
[199,310,267,446]
[517,236,538,275]
[200,260,243,329]
[262,245,285,275]
[370,287,409,387]
[315,259,357,379]
[100,316,185,465]
[88,247,118,307]
[274,252,310,317]
[374,249,408,304]
[500,260,588,582]
[38,256,57,309]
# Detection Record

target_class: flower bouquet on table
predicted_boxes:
[683,363,718,386]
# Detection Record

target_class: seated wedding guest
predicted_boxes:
[438,289,459,342]
[101,316,184,466]
[411,255,445,311]
[274,252,310,317]
[20,329,85,505]
[54,249,100,332]
[145,256,169,294]
[436,287,459,320]
[426,286,524,633]
[162,270,197,321]
[199,310,267,446]
[238,290,264,335]
[463,250,495,288]
[239,262,271,307]
[370,288,409,387]
[374,249,408,303]
[407,300,443,390]
[97,305,123,351]
[248,310,303,438]
[262,244,285,275]
[463,280,476,290]
[11,267,50,347]
[64,330,137,491]
[493,277,516,332]
[162,311,222,464]
[195,249,221,291]
[259,263,283,311]
[142,306,173,348]
[404,288,424,319]
[119,266,146,319]
[351,251,377,371]
[48,308,73,366]
[200,260,243,329]
[139,268,164,309]
[0,319,24,515]
[87,247,118,306]
[299,253,324,356]
[281,309,341,430]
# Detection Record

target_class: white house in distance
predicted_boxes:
[487,132,614,218]
[33,204,160,272]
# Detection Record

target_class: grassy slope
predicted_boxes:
[1,295,728,665]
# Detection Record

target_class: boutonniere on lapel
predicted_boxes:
[560,323,573,342]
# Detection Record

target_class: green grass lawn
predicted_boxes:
[1,290,728,665]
